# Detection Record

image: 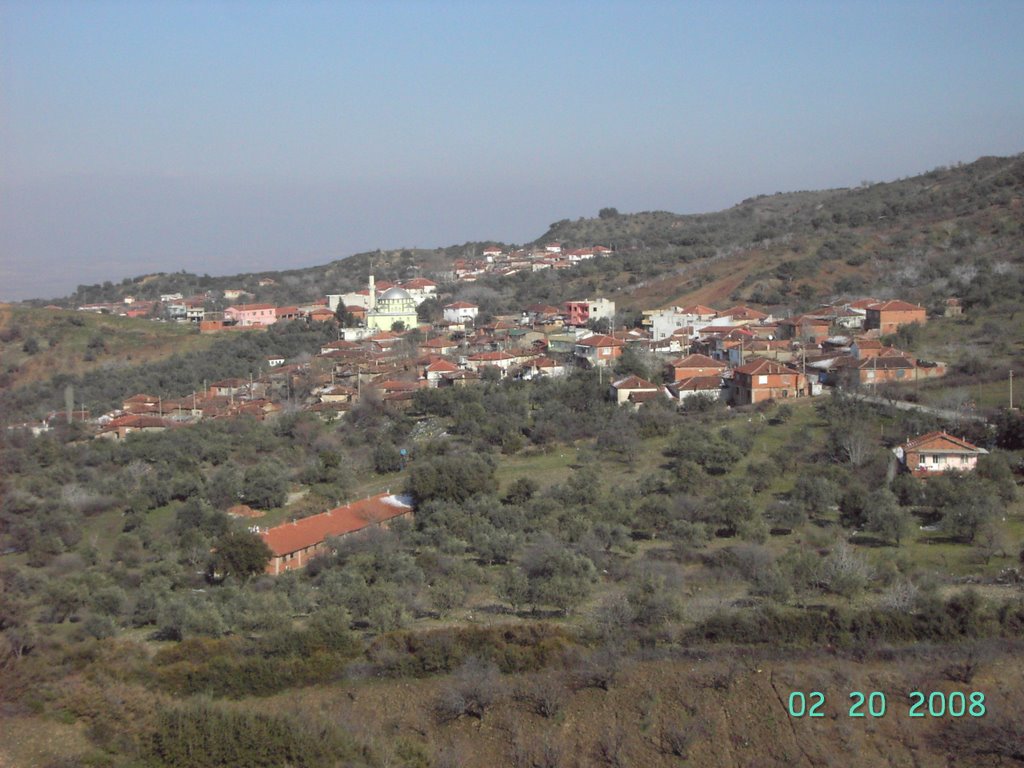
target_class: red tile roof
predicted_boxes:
[576,334,624,348]
[672,375,723,391]
[848,298,880,309]
[468,350,515,362]
[401,278,437,288]
[900,431,985,454]
[669,353,725,369]
[532,356,561,368]
[681,304,718,316]
[426,359,460,373]
[734,358,797,376]
[611,375,659,390]
[719,305,768,320]
[124,393,160,404]
[227,303,276,311]
[868,300,925,312]
[260,493,413,557]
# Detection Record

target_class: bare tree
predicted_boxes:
[434,657,504,723]
[516,671,570,719]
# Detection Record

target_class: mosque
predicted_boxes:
[365,276,419,332]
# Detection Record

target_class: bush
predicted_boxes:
[149,701,366,767]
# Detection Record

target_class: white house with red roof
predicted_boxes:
[399,277,438,305]
[424,358,462,385]
[524,356,566,379]
[610,375,662,406]
[465,350,516,374]
[892,432,988,477]
[667,376,725,403]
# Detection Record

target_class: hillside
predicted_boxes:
[5,641,1022,767]
[30,153,1024,323]
[0,305,217,393]
[525,153,1024,314]
[3,153,1024,768]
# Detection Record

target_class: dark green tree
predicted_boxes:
[208,528,272,582]
[241,463,287,509]
[865,488,913,546]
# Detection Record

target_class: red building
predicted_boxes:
[260,493,413,575]
[864,300,927,335]
[730,358,805,405]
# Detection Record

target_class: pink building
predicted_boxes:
[224,303,278,327]
[893,432,988,477]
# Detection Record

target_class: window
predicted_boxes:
[758,375,768,385]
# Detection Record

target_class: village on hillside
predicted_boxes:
[31,252,976,579]
[17,239,982,568]
[26,242,953,437]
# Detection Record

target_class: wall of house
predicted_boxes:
[905,451,979,472]
[733,373,801,404]
[867,309,926,334]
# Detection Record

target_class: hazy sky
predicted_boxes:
[2,1,1023,300]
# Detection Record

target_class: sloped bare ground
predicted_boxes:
[283,645,1024,768]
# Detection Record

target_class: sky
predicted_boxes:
[2,1,1023,301]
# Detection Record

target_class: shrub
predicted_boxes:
[149,701,366,767]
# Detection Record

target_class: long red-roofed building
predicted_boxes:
[260,493,414,575]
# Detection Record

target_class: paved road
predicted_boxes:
[854,394,989,423]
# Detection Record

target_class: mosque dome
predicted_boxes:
[379,287,412,301]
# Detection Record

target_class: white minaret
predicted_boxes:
[368,274,376,310]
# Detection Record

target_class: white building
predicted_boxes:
[644,307,716,341]
[443,301,479,324]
